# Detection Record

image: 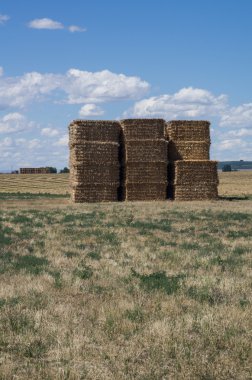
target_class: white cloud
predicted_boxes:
[126,87,228,119]
[226,128,252,137]
[0,69,149,109]
[217,138,249,151]
[220,103,252,127]
[0,14,9,25]
[79,104,104,117]
[0,137,12,147]
[0,67,3,77]
[68,25,86,33]
[28,18,64,30]
[54,134,69,146]
[28,18,86,33]
[0,113,35,134]
[64,69,150,104]
[41,127,59,137]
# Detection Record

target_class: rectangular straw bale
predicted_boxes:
[168,141,210,161]
[121,162,167,183]
[166,120,210,142]
[70,142,119,164]
[120,183,167,201]
[169,183,218,201]
[120,119,165,140]
[69,120,120,144]
[169,160,219,185]
[71,184,119,203]
[70,164,120,184]
[121,140,167,163]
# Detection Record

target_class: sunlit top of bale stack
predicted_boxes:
[69,120,120,144]
[120,119,165,140]
[166,120,210,142]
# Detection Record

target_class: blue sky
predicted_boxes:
[1,0,252,170]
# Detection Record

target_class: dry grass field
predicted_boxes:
[0,171,252,379]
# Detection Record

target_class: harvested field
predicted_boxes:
[0,171,252,198]
[0,187,251,379]
[0,174,69,194]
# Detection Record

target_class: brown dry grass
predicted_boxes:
[0,172,252,379]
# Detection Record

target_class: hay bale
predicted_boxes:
[70,164,120,184]
[121,140,167,163]
[70,142,119,165]
[71,184,119,203]
[119,183,167,201]
[166,120,210,142]
[69,120,120,144]
[168,141,210,161]
[167,160,219,200]
[169,160,218,185]
[120,119,165,140]
[122,162,167,183]
[169,184,218,201]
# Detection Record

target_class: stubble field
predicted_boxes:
[0,171,251,379]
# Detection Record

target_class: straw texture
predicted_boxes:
[120,119,167,201]
[69,120,120,202]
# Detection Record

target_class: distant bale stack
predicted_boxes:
[20,167,50,174]
[69,120,120,202]
[120,119,167,200]
[166,120,218,200]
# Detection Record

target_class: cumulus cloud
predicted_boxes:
[126,87,228,119]
[54,134,69,146]
[28,18,86,33]
[64,69,150,104]
[68,25,86,33]
[79,104,104,117]
[0,113,35,134]
[28,18,64,30]
[220,103,252,127]
[0,69,149,109]
[41,127,59,137]
[226,128,252,137]
[0,14,9,25]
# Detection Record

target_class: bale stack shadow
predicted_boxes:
[166,120,219,200]
[69,120,120,202]
[119,119,167,201]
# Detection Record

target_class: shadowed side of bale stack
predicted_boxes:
[120,119,167,200]
[69,120,120,202]
[166,120,218,200]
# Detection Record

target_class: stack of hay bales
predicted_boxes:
[69,120,120,202]
[120,119,167,200]
[166,120,218,200]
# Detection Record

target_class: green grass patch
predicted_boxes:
[132,269,183,295]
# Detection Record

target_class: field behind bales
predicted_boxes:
[0,172,251,379]
[1,171,252,198]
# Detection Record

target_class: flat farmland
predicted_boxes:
[0,174,69,195]
[0,171,251,379]
[0,170,252,197]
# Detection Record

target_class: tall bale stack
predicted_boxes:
[69,120,120,202]
[120,119,167,200]
[166,120,218,200]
